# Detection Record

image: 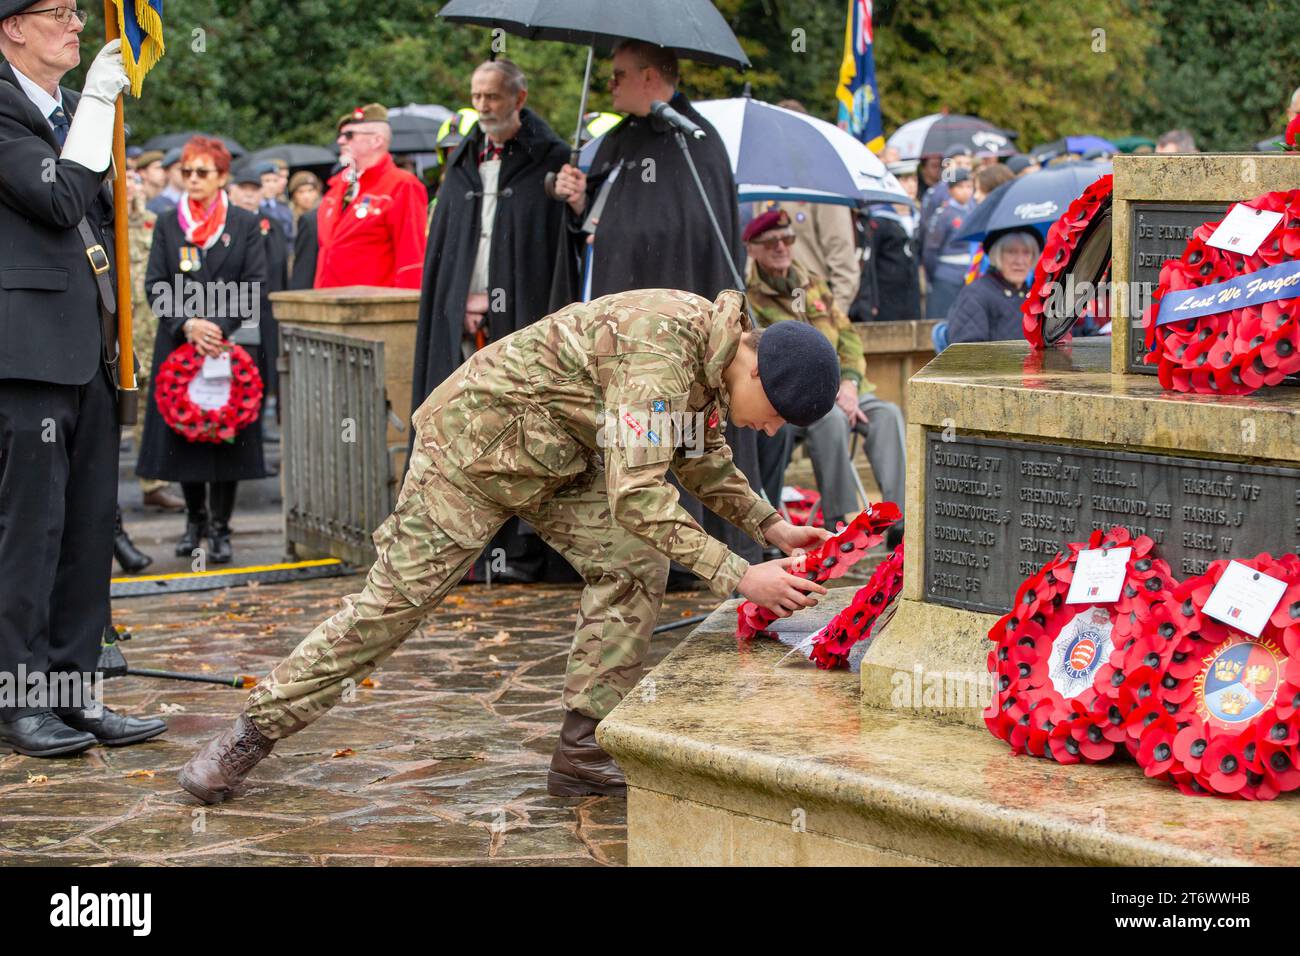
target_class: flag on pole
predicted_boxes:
[835,0,884,154]
[112,0,165,96]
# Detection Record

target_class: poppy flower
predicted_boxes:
[807,543,904,669]
[154,342,263,445]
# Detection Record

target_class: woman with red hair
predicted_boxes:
[136,136,270,564]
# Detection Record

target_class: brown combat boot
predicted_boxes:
[178,714,276,804]
[547,710,627,797]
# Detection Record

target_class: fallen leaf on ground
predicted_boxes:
[332,748,355,759]
[124,769,156,779]
[26,772,48,785]
[480,630,511,645]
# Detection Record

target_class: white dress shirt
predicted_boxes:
[9,64,63,129]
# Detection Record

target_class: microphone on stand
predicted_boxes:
[650,100,705,140]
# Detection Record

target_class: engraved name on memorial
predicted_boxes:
[924,431,1300,615]
[1126,201,1229,374]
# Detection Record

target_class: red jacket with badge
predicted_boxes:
[315,153,428,289]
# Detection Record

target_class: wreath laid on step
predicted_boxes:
[1131,553,1300,800]
[984,526,1175,764]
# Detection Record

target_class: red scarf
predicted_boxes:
[178,189,229,251]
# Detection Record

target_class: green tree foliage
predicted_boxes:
[64,0,1285,155]
[1135,0,1300,151]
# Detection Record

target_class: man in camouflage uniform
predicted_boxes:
[744,209,906,531]
[179,288,842,803]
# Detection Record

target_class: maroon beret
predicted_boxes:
[743,208,791,243]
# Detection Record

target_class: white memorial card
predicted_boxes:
[1202,560,1287,638]
[1065,546,1131,604]
[1206,204,1284,257]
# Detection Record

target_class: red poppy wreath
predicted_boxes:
[735,501,902,641]
[1143,189,1300,395]
[155,342,264,444]
[1131,553,1300,800]
[984,526,1176,763]
[807,541,905,671]
[1021,174,1113,349]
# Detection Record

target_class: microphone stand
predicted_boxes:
[671,129,746,294]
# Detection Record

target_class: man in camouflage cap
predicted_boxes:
[745,209,906,531]
[180,288,841,802]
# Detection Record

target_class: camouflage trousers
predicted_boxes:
[245,446,670,739]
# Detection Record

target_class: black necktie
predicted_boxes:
[49,106,69,148]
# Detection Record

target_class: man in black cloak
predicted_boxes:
[552,39,764,575]
[411,58,574,583]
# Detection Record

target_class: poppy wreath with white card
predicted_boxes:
[1143,189,1300,395]
[155,342,264,444]
[1132,553,1300,799]
[983,526,1176,763]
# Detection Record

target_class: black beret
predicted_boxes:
[0,1,36,19]
[757,321,840,427]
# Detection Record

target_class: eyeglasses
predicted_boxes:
[754,234,797,250]
[338,129,379,141]
[19,6,87,25]
[180,167,218,179]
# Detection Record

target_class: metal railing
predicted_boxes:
[279,326,397,566]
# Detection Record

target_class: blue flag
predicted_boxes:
[836,0,884,153]
[112,0,165,96]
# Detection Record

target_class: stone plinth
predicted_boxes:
[598,595,1300,866]
[854,319,938,417]
[860,336,1300,727]
[271,286,421,457]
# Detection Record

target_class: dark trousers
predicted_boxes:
[0,369,118,718]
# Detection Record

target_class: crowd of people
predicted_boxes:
[111,57,1300,579]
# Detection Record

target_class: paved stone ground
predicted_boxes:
[0,576,718,866]
[0,431,887,866]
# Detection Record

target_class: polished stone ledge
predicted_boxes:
[600,593,1300,866]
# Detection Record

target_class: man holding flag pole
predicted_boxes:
[0,0,166,756]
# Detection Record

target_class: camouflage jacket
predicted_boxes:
[413,288,777,595]
[128,199,159,368]
[744,261,869,389]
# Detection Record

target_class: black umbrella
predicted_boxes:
[241,143,338,169]
[388,114,444,154]
[438,0,750,159]
[138,130,248,157]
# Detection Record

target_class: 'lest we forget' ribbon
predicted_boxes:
[1156,258,1300,327]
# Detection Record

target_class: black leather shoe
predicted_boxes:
[175,517,208,558]
[208,522,233,564]
[54,706,167,747]
[0,711,97,757]
[114,507,153,574]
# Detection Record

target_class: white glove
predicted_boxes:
[81,39,130,105]
[61,40,129,172]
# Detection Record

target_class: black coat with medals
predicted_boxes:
[135,204,269,482]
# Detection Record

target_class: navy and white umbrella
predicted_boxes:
[581,97,911,207]
[886,112,1016,160]
[956,161,1112,246]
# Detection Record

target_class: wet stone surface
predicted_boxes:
[0,576,717,866]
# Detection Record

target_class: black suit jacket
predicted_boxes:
[0,62,115,385]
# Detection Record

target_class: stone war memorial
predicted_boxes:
[598,152,1300,866]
